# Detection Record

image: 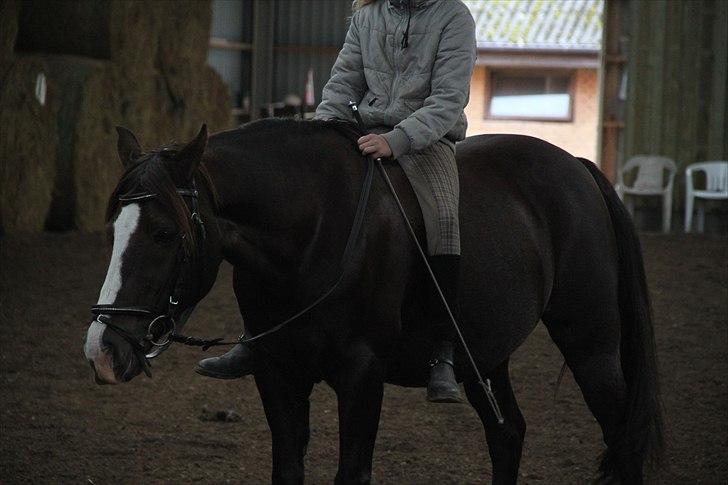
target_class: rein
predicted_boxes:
[90,156,375,369]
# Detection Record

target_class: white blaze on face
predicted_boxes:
[84,203,141,368]
[97,203,141,305]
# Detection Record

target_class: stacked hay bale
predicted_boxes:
[0,55,59,233]
[0,1,19,64]
[109,0,230,147]
[42,57,122,231]
[0,0,231,234]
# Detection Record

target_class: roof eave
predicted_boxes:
[477,46,600,56]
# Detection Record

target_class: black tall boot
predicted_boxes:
[194,342,254,379]
[426,254,463,403]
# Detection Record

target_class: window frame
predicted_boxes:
[484,68,576,122]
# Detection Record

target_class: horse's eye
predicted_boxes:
[153,229,177,244]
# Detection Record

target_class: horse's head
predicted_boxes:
[84,125,222,384]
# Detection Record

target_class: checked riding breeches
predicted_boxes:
[396,139,461,256]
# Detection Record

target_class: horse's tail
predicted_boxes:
[577,157,664,479]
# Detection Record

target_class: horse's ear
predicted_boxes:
[175,124,208,180]
[116,126,142,167]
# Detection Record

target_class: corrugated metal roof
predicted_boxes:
[464,0,603,52]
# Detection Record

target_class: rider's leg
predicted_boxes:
[396,140,463,403]
[194,342,253,379]
[426,254,462,403]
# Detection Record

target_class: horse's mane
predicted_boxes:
[236,117,364,147]
[105,146,218,254]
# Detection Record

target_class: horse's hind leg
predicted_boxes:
[464,359,526,485]
[542,306,637,482]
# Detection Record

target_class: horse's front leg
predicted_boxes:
[254,361,314,485]
[330,341,384,485]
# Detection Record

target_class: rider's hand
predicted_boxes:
[357,134,392,159]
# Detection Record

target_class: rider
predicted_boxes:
[196,0,477,403]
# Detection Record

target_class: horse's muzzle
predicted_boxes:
[87,351,118,385]
[84,319,141,384]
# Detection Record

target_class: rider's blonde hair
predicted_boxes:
[355,0,378,9]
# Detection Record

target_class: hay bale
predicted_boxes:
[69,64,123,232]
[107,0,228,146]
[193,65,233,132]
[108,1,161,76]
[150,64,232,139]
[108,0,213,77]
[1,0,230,234]
[0,1,19,63]
[157,1,213,69]
[52,60,229,232]
[112,64,230,149]
[41,57,122,232]
[0,56,58,233]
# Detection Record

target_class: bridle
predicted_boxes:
[90,181,206,376]
[89,155,375,377]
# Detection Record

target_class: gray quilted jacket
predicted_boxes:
[314,0,477,158]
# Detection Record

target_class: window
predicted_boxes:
[486,70,574,121]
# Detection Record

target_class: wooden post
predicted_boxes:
[708,0,727,160]
[598,0,627,182]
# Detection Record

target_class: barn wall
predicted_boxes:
[272,0,352,104]
[622,0,727,206]
[0,0,232,234]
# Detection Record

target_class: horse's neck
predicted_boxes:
[206,131,363,298]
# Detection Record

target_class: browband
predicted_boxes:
[119,188,198,204]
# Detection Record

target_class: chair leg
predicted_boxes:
[697,200,706,233]
[625,196,635,218]
[662,193,672,234]
[684,194,694,233]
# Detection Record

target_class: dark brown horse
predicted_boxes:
[83,119,662,484]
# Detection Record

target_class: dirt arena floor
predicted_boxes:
[1,231,726,484]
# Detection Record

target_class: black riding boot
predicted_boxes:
[194,342,253,379]
[426,254,463,403]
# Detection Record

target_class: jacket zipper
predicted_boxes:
[389,7,408,109]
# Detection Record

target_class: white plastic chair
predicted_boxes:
[615,155,677,233]
[684,161,728,233]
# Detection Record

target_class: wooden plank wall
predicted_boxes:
[621,0,727,205]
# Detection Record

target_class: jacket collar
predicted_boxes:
[388,0,438,10]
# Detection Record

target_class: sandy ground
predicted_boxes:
[0,232,726,484]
